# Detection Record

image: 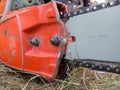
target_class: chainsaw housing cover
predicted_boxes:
[0,1,67,79]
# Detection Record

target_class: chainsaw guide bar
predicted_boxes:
[62,0,120,74]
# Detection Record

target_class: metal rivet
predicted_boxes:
[74,11,77,15]
[92,64,95,69]
[115,68,120,73]
[68,13,71,16]
[106,67,111,71]
[73,5,77,8]
[101,3,106,8]
[99,65,103,69]
[61,38,67,45]
[79,62,82,66]
[85,63,89,68]
[60,12,63,15]
[109,2,114,6]
[86,8,90,12]
[79,10,83,13]
[93,6,97,10]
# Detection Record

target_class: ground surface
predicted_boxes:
[0,62,120,90]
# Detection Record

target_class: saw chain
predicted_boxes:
[60,0,120,20]
[61,0,120,74]
[63,59,120,74]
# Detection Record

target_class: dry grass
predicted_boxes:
[0,62,120,90]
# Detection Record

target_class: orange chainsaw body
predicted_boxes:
[0,1,67,79]
[0,0,6,14]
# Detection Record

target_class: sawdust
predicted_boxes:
[0,62,120,90]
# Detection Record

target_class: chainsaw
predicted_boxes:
[0,0,120,80]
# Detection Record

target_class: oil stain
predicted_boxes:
[4,30,8,38]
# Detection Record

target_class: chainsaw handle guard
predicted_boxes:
[1,0,39,20]
[1,0,12,20]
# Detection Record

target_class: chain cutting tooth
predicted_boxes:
[85,63,90,68]
[81,61,89,67]
[91,64,96,69]
[74,10,80,16]
[92,5,101,11]
[86,7,90,12]
[98,64,104,70]
[106,66,112,72]
[92,6,97,11]
[68,13,71,17]
[81,62,86,67]
[109,1,115,6]
[115,67,120,73]
[108,0,119,7]
[73,11,77,15]
[100,3,108,8]
[80,7,87,14]
[79,9,84,14]
[85,6,92,13]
